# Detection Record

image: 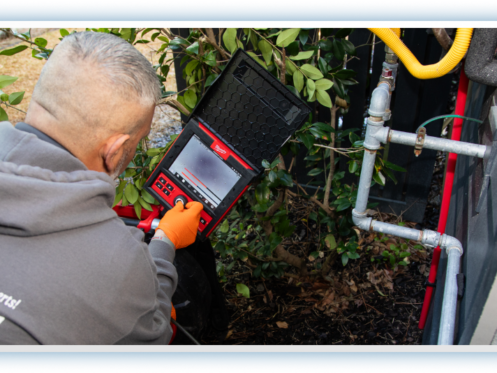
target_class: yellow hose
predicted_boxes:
[390,28,401,38]
[369,28,473,80]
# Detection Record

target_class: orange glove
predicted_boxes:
[157,201,203,249]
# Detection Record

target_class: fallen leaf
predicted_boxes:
[226,330,233,339]
[308,255,316,262]
[263,295,267,304]
[276,321,288,329]
[267,290,274,302]
[319,251,324,258]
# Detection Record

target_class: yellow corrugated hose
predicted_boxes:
[390,28,401,38]
[368,28,473,79]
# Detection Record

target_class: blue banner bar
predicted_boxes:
[0,347,497,371]
[0,1,497,21]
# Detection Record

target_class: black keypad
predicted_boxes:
[166,184,174,191]
[155,182,163,189]
[159,177,166,184]
[164,189,170,196]
[200,218,206,225]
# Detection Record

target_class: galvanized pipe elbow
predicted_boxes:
[352,209,372,231]
[440,234,464,255]
[368,83,390,118]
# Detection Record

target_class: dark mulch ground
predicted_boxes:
[202,202,436,345]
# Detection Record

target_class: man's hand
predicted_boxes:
[156,201,203,249]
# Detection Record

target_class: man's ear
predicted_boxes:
[101,133,131,174]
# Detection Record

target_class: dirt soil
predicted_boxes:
[201,200,434,345]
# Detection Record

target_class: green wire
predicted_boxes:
[416,114,483,133]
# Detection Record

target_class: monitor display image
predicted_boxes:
[168,135,242,209]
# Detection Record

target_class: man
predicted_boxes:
[0,31,203,344]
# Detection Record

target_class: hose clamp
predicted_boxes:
[414,127,426,157]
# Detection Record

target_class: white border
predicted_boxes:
[0,15,497,353]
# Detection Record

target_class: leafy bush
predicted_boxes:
[1,27,406,281]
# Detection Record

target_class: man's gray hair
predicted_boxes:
[60,31,162,105]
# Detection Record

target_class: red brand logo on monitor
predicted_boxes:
[214,144,227,155]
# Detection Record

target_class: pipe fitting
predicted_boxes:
[368,83,390,117]
[440,234,464,255]
[421,229,442,248]
[383,62,399,82]
[364,118,385,150]
[352,209,372,231]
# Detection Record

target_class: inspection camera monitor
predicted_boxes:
[145,49,311,240]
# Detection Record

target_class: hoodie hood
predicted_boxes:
[0,121,117,237]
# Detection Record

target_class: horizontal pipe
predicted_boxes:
[387,130,489,158]
[438,248,462,345]
[371,220,423,241]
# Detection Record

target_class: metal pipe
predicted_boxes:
[438,246,463,345]
[387,130,489,158]
[354,149,377,213]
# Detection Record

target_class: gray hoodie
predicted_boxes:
[0,121,177,344]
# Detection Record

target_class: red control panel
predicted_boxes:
[151,172,213,232]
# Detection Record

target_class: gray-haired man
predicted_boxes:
[0,31,204,344]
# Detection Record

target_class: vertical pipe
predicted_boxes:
[354,149,377,213]
[419,67,469,329]
[438,248,462,345]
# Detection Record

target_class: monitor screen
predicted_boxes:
[168,135,242,210]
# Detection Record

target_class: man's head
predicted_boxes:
[25,31,162,178]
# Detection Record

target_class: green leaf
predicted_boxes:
[60,29,70,37]
[342,39,356,56]
[112,192,123,208]
[316,90,332,108]
[335,28,354,39]
[119,28,132,41]
[341,253,349,266]
[236,283,250,298]
[314,79,333,91]
[184,89,197,108]
[334,69,357,79]
[185,60,199,76]
[219,220,230,235]
[258,39,273,65]
[0,93,8,102]
[0,45,28,56]
[8,91,24,105]
[373,171,386,186]
[276,28,300,47]
[306,79,315,99]
[186,41,199,54]
[332,39,345,61]
[262,160,271,168]
[277,169,293,187]
[255,183,270,205]
[293,70,304,92]
[0,107,8,121]
[286,85,300,99]
[34,38,48,48]
[299,133,315,149]
[307,168,323,177]
[141,189,155,204]
[349,160,358,173]
[223,28,237,54]
[289,50,314,61]
[285,40,300,56]
[253,265,262,278]
[138,197,153,211]
[124,183,139,204]
[247,52,267,69]
[134,203,142,220]
[0,75,18,89]
[384,160,407,172]
[336,198,352,211]
[285,59,296,75]
[325,234,337,250]
[205,73,218,87]
[299,30,309,45]
[300,64,324,80]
